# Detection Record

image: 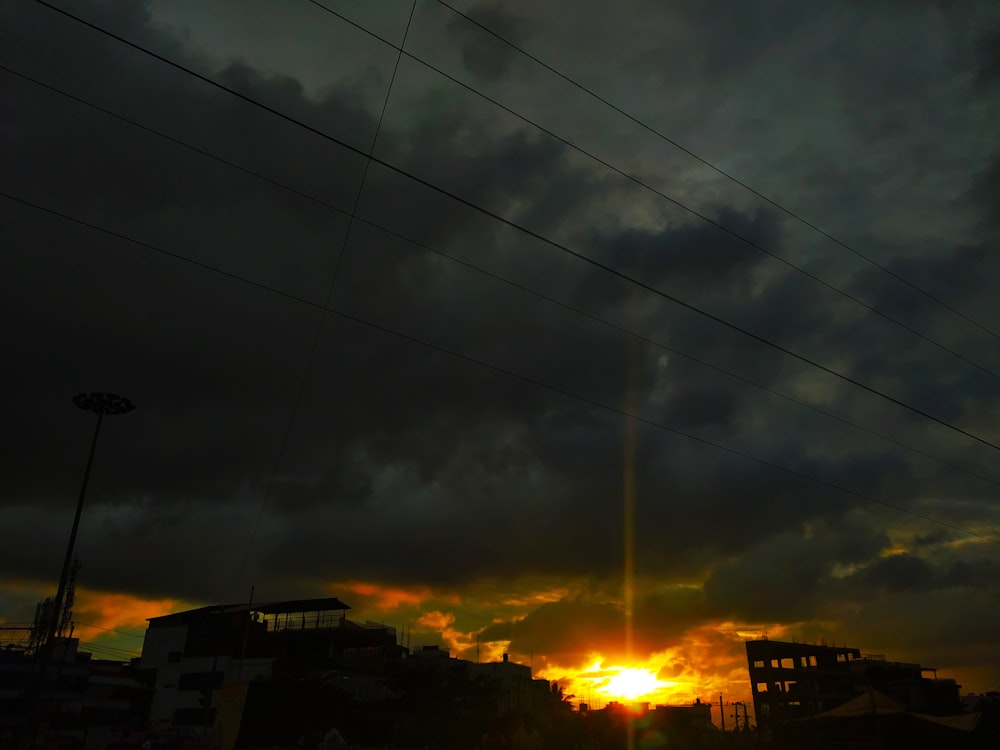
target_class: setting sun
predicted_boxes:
[547,658,690,706]
[600,667,666,701]
[537,637,751,711]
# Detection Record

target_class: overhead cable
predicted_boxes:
[29,0,1000,454]
[4,62,998,493]
[432,0,1000,343]
[304,0,1000,383]
[3,189,997,547]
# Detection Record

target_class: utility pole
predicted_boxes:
[730,701,749,732]
[237,585,255,680]
[720,694,726,731]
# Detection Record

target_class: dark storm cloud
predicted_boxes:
[660,379,739,429]
[840,242,1000,445]
[728,535,1000,672]
[912,527,953,547]
[701,519,890,622]
[974,26,1000,87]
[833,544,1000,670]
[445,1,526,82]
[0,0,386,597]
[940,557,1000,588]
[475,586,711,670]
[966,154,1000,230]
[860,553,936,592]
[837,543,1000,598]
[373,99,587,235]
[570,207,780,317]
[479,598,623,660]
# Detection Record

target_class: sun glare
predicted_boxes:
[599,667,667,702]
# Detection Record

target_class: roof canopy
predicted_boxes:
[254,597,350,614]
[149,597,351,623]
[797,690,980,733]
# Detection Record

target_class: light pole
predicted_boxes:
[44,392,135,650]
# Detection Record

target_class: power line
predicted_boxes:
[78,640,141,657]
[3,190,996,547]
[79,640,140,654]
[303,0,1000,384]
[72,621,145,639]
[227,0,419,597]
[432,0,1000,343]
[4,64,997,492]
[28,0,1000,456]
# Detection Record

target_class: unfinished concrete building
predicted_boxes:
[746,638,961,732]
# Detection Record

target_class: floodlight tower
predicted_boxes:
[44,392,135,649]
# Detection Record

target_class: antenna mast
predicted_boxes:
[59,558,81,638]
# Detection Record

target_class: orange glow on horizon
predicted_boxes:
[542,658,689,707]
[33,579,766,710]
[74,588,186,631]
[336,581,437,610]
[51,588,193,659]
[537,625,759,711]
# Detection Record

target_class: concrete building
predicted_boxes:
[140,597,403,731]
[746,638,962,733]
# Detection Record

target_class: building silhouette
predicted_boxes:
[137,595,564,747]
[140,597,403,731]
[0,637,152,748]
[746,637,964,738]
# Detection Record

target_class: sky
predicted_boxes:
[2,0,1000,720]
